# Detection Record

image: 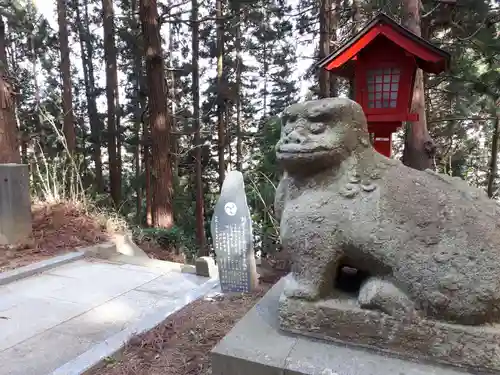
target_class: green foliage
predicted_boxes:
[245,116,283,252]
[133,226,198,259]
[5,0,500,258]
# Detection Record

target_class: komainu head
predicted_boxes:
[275,98,370,176]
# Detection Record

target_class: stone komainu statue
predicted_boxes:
[274,97,500,326]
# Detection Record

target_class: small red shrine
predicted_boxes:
[317,13,450,157]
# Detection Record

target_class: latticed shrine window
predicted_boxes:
[367,68,400,109]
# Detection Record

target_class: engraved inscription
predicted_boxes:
[211,171,256,293]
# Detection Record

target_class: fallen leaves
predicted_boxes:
[0,202,110,272]
[89,283,272,375]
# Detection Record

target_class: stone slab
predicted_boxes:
[116,262,168,275]
[0,163,32,245]
[83,240,199,274]
[0,290,19,312]
[3,272,75,298]
[0,258,162,352]
[0,330,95,375]
[101,253,197,274]
[279,273,500,374]
[212,279,297,375]
[51,278,220,375]
[211,278,476,375]
[52,289,174,342]
[0,255,220,375]
[0,296,87,351]
[0,251,84,286]
[47,258,159,285]
[135,272,211,299]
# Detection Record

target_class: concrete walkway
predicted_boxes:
[0,258,219,375]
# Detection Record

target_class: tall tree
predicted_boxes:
[144,112,152,226]
[234,1,242,170]
[139,0,174,228]
[0,16,20,163]
[259,6,270,119]
[164,1,179,178]
[102,0,122,205]
[56,0,76,153]
[401,0,435,170]
[328,0,340,97]
[487,114,500,198]
[130,0,146,221]
[216,0,226,188]
[318,0,331,98]
[192,0,206,253]
[76,0,103,192]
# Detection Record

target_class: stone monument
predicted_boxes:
[211,170,258,293]
[0,164,32,245]
[274,97,500,373]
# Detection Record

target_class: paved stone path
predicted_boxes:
[0,258,219,375]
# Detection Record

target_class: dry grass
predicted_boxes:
[0,202,114,272]
[0,200,197,273]
[89,283,272,375]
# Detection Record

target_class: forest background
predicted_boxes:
[0,0,499,260]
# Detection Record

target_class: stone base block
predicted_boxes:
[112,234,149,258]
[211,277,474,375]
[279,276,500,374]
[195,256,218,278]
[0,164,32,245]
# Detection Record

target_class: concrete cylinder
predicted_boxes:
[0,164,32,245]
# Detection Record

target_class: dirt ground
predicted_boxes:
[87,283,272,375]
[0,202,189,272]
[0,203,111,272]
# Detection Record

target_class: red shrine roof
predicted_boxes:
[317,13,450,76]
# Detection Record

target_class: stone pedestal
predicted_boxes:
[279,274,500,374]
[211,278,474,375]
[0,164,32,245]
